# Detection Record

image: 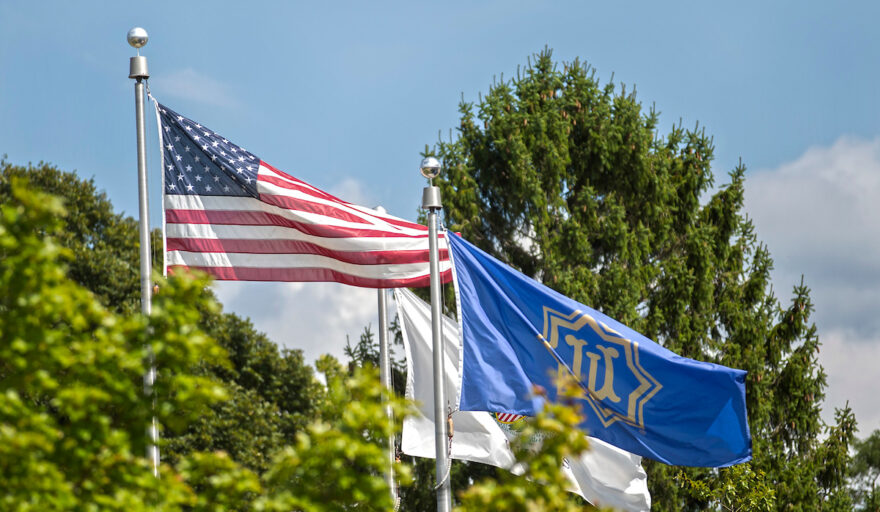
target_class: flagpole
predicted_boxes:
[375,205,397,506]
[420,157,452,512]
[128,27,159,477]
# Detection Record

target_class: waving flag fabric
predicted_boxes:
[448,233,751,467]
[395,288,651,511]
[155,101,450,288]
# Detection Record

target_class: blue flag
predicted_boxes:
[448,233,751,467]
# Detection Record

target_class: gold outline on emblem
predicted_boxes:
[540,307,662,429]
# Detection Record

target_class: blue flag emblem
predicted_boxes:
[541,306,662,430]
[449,232,751,467]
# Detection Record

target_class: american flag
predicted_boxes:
[157,102,451,288]
[493,412,525,424]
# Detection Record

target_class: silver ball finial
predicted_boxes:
[127,27,149,49]
[420,156,441,179]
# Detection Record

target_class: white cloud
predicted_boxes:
[329,177,375,207]
[151,68,239,108]
[213,280,379,366]
[820,329,880,434]
[744,135,880,431]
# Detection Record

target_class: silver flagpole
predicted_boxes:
[377,288,397,504]
[128,27,159,477]
[375,207,397,506]
[420,157,452,512]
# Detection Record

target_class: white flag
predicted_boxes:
[395,288,651,512]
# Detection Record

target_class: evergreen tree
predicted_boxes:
[430,48,855,510]
[851,429,880,511]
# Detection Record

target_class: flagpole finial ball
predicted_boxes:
[419,156,441,179]
[127,27,149,49]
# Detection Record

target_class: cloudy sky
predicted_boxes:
[2,2,878,434]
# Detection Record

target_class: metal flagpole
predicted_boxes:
[420,157,452,512]
[375,206,397,506]
[377,287,397,505]
[128,27,159,477]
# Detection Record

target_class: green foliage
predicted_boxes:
[0,159,324,475]
[164,310,323,474]
[345,321,499,511]
[344,328,599,510]
[431,48,855,510]
[677,464,775,511]
[0,179,225,509]
[0,158,143,314]
[399,457,498,511]
[851,429,880,511]
[257,359,413,511]
[455,382,593,511]
[816,406,857,510]
[176,452,262,511]
[344,323,407,394]
[0,178,420,511]
[0,167,410,510]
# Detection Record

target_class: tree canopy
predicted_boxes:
[0,177,224,509]
[1,159,604,510]
[851,429,880,511]
[0,159,324,475]
[431,48,856,510]
[0,175,414,510]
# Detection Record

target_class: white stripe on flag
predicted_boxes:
[168,251,447,279]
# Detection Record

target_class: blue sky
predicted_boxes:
[2,1,879,432]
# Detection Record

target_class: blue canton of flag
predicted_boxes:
[448,232,751,467]
[158,104,259,198]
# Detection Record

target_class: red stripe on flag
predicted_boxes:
[258,172,428,231]
[259,161,342,202]
[259,191,385,226]
[166,209,440,241]
[168,265,452,288]
[166,237,447,264]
